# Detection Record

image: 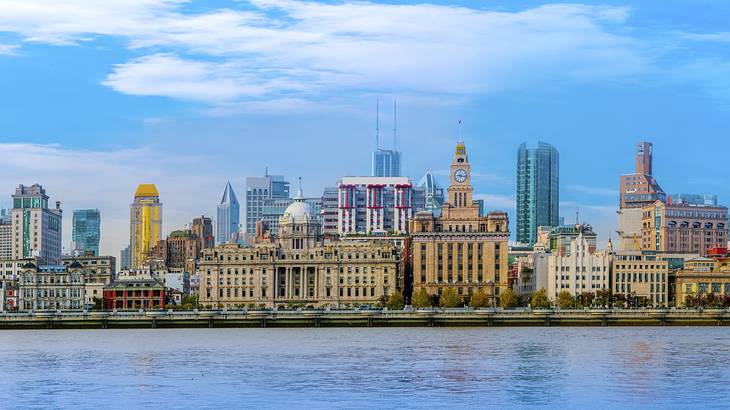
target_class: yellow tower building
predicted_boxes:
[410,142,510,305]
[130,184,162,269]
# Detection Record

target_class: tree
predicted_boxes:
[385,292,405,310]
[470,289,490,308]
[499,288,520,309]
[594,288,612,307]
[556,291,574,309]
[439,288,462,308]
[578,292,595,308]
[530,288,551,309]
[411,288,433,308]
[91,297,104,311]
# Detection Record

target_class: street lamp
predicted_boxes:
[487,280,496,308]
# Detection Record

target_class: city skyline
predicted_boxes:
[2,0,730,258]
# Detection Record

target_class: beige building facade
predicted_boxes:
[612,251,669,306]
[641,200,728,256]
[199,194,399,308]
[547,233,611,299]
[18,262,85,311]
[676,257,730,305]
[410,142,510,303]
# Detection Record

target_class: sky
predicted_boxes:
[1,0,729,258]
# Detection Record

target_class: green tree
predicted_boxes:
[411,288,433,308]
[594,288,612,307]
[499,288,520,309]
[439,288,462,308]
[91,297,104,311]
[385,292,405,310]
[556,291,574,309]
[469,289,490,308]
[530,288,551,309]
[578,292,595,308]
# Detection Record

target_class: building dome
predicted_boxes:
[282,198,315,224]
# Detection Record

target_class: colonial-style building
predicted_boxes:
[675,257,730,305]
[612,251,669,307]
[199,193,399,309]
[103,269,166,310]
[409,142,510,304]
[547,233,611,299]
[18,262,85,311]
[62,255,116,307]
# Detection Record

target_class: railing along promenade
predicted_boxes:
[2,307,730,329]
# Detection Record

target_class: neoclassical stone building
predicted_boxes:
[18,262,85,311]
[199,194,399,308]
[409,142,510,304]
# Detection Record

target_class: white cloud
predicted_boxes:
[0,0,647,109]
[0,43,19,55]
[0,143,223,260]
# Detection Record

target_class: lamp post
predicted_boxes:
[487,280,496,308]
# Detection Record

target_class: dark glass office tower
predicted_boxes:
[517,142,559,246]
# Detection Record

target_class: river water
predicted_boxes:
[1,327,729,409]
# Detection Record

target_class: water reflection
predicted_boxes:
[0,328,729,408]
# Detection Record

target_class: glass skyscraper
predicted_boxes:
[372,149,402,177]
[245,174,290,235]
[72,208,101,256]
[517,142,560,246]
[216,181,240,245]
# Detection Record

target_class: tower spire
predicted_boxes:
[297,176,303,198]
[393,99,397,150]
[375,100,380,150]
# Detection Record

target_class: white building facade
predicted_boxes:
[337,177,418,235]
[548,233,612,299]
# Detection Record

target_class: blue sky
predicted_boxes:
[1,0,729,256]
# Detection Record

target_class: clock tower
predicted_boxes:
[448,141,473,209]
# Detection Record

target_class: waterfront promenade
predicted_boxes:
[2,308,730,329]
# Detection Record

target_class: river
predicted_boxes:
[1,327,728,408]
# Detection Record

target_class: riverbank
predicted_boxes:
[2,308,730,329]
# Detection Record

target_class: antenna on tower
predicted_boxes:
[393,99,397,150]
[458,119,463,141]
[297,176,303,197]
[375,100,380,150]
[576,208,580,225]
[265,166,268,177]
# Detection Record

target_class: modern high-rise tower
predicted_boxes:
[245,174,289,236]
[371,100,402,177]
[619,142,665,209]
[216,181,240,245]
[72,209,101,256]
[192,215,214,250]
[617,142,666,251]
[11,184,63,264]
[129,184,162,269]
[516,142,560,246]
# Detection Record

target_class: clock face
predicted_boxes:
[454,168,468,183]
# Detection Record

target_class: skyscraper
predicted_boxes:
[129,184,162,269]
[371,100,402,177]
[245,174,290,236]
[619,142,665,209]
[617,141,666,251]
[416,171,445,216]
[192,215,214,249]
[11,184,63,264]
[216,181,240,245]
[516,142,560,246]
[372,149,402,177]
[72,209,101,256]
[120,246,130,270]
[0,209,11,260]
